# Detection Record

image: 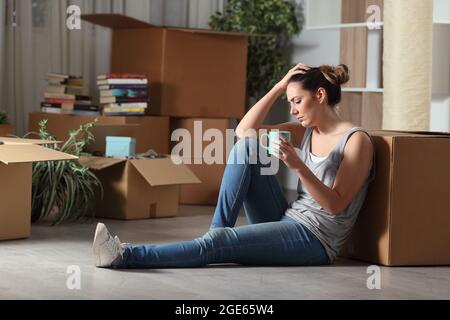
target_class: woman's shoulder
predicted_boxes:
[338,121,361,132]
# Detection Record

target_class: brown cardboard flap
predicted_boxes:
[78,156,126,170]
[0,137,62,145]
[81,14,156,29]
[130,157,200,187]
[168,27,250,37]
[369,130,450,137]
[0,144,77,164]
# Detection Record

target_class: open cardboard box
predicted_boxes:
[79,155,200,220]
[81,14,248,118]
[343,129,450,266]
[78,121,201,219]
[0,137,78,240]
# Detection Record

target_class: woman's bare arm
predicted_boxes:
[294,132,374,215]
[235,85,285,138]
[235,63,310,139]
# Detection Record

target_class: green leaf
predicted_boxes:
[26,119,103,225]
[209,0,304,102]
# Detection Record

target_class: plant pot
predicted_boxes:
[0,124,14,137]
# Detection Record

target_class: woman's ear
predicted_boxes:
[315,87,327,104]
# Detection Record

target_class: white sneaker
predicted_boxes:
[93,223,124,268]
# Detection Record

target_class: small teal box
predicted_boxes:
[105,136,136,157]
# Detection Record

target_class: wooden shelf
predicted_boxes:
[306,22,383,31]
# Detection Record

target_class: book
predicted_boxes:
[41,106,100,116]
[45,91,90,99]
[73,100,93,105]
[70,110,101,116]
[41,106,76,114]
[102,102,148,109]
[44,92,76,100]
[66,86,89,95]
[97,73,146,80]
[100,88,148,98]
[98,84,148,91]
[74,105,99,111]
[46,85,67,94]
[46,72,70,80]
[97,78,148,85]
[103,107,146,113]
[99,96,148,104]
[41,102,99,112]
[44,98,75,105]
[66,78,84,86]
[103,111,145,116]
[47,85,87,95]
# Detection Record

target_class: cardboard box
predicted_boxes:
[179,160,226,206]
[81,14,248,118]
[80,156,200,219]
[170,118,237,205]
[28,112,169,154]
[344,130,450,266]
[0,137,77,240]
[79,155,200,220]
[0,124,14,136]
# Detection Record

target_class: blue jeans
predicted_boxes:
[118,137,330,268]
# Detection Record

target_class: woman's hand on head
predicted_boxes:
[275,63,310,91]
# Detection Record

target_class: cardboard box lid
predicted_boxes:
[0,137,62,145]
[167,27,250,37]
[78,156,126,170]
[81,14,249,37]
[79,155,200,186]
[368,129,450,138]
[0,144,77,165]
[81,14,157,29]
[129,156,200,186]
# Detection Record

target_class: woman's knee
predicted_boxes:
[227,137,258,165]
[201,227,236,247]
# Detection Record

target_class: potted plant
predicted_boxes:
[209,0,304,106]
[0,111,14,136]
[24,119,103,225]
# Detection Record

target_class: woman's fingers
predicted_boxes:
[279,135,294,147]
[296,63,310,69]
[272,140,289,152]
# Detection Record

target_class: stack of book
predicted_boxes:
[97,73,149,116]
[40,73,100,116]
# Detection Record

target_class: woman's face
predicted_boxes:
[286,82,322,128]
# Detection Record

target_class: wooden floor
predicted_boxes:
[0,204,449,300]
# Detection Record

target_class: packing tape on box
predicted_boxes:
[383,0,433,130]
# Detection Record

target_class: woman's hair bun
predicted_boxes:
[319,64,350,86]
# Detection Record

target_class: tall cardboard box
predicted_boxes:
[28,112,169,154]
[81,14,248,118]
[344,130,450,266]
[170,118,237,205]
[0,137,77,240]
[79,155,200,220]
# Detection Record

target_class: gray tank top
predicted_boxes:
[285,126,376,263]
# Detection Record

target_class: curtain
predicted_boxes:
[0,0,226,135]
